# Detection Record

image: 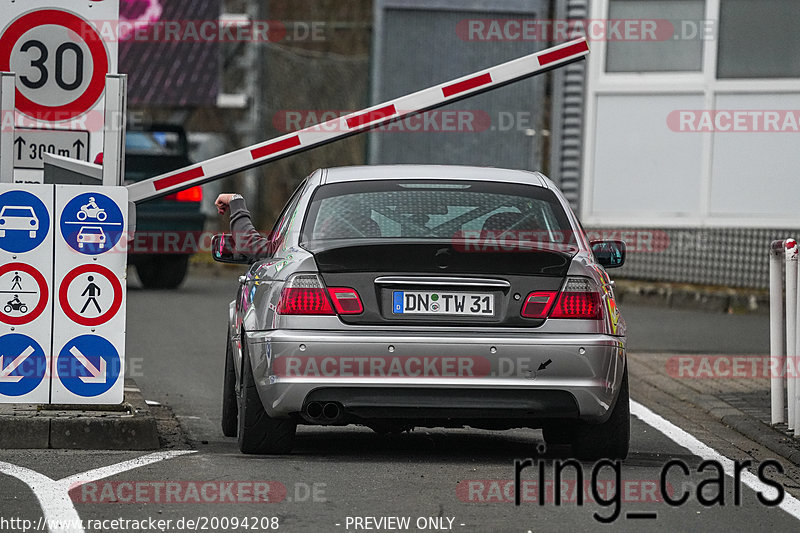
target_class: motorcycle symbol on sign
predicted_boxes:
[4,296,28,314]
[76,198,107,222]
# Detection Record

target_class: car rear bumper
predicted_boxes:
[243,330,626,424]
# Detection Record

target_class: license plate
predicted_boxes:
[392,291,494,316]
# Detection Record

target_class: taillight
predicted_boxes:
[277,275,334,315]
[551,278,602,319]
[521,291,557,318]
[165,186,203,202]
[521,278,603,320]
[277,275,364,316]
[327,288,363,314]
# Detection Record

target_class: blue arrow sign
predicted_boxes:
[0,334,47,397]
[59,192,124,255]
[0,190,50,253]
[57,335,121,397]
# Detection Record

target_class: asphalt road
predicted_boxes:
[0,269,795,533]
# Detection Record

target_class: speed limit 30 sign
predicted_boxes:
[0,0,119,182]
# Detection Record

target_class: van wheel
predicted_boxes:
[237,340,296,454]
[136,255,189,289]
[570,366,630,461]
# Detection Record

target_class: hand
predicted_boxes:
[215,193,238,215]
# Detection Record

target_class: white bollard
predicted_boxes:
[786,239,799,432]
[770,241,786,424]
[795,248,800,436]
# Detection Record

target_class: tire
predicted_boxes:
[77,211,87,221]
[97,211,107,222]
[3,305,11,313]
[221,337,238,437]
[135,255,190,290]
[237,340,296,454]
[570,365,630,461]
[19,305,27,313]
[29,231,36,238]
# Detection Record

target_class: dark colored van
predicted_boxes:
[125,125,205,289]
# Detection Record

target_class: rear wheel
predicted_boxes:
[570,366,630,461]
[135,255,190,289]
[237,340,296,454]
[221,337,238,437]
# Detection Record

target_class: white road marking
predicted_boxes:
[631,400,800,521]
[0,450,195,533]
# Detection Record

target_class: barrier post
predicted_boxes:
[795,248,800,436]
[786,239,798,432]
[770,240,786,424]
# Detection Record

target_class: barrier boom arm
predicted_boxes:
[127,38,589,204]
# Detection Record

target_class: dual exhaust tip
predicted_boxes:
[304,401,344,424]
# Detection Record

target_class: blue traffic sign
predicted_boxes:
[0,334,47,397]
[59,192,124,255]
[56,335,121,397]
[0,190,50,253]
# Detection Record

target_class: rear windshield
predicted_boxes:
[301,180,577,249]
[126,131,184,156]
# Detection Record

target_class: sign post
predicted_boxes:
[0,71,15,183]
[51,185,127,404]
[0,0,119,183]
[0,184,53,403]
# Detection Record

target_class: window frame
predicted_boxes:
[580,0,800,228]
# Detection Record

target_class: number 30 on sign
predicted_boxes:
[0,4,119,123]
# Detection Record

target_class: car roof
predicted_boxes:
[320,165,548,187]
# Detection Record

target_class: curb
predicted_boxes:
[718,414,800,466]
[629,353,800,467]
[0,379,160,450]
[615,280,769,315]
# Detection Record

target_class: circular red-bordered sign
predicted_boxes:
[0,263,49,326]
[59,264,122,327]
[0,9,110,121]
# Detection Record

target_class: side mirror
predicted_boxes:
[211,234,250,264]
[591,240,626,269]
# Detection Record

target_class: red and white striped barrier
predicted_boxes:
[126,38,589,204]
[770,239,800,434]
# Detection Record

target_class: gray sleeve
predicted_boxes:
[229,197,273,260]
